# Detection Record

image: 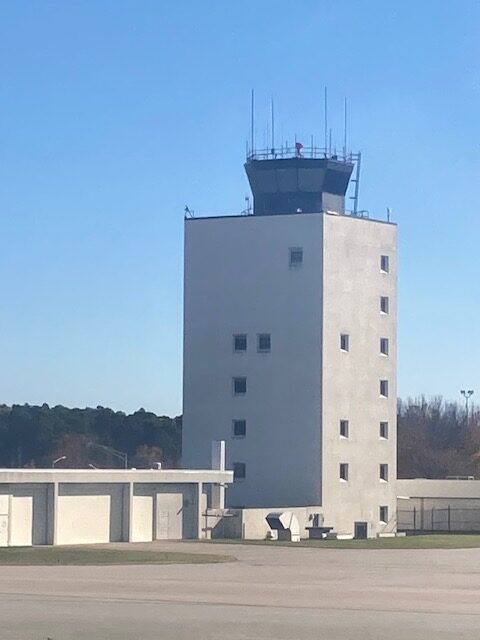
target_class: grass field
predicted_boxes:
[206,534,480,550]
[0,546,233,566]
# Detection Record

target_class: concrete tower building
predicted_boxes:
[183,142,397,537]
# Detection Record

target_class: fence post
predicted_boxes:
[448,504,451,532]
[431,506,435,531]
[413,506,416,532]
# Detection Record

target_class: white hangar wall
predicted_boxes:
[0,469,232,547]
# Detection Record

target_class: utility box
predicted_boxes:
[266,511,300,542]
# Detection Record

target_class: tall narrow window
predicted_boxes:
[380,380,389,397]
[380,464,389,481]
[380,296,389,314]
[380,337,389,355]
[233,462,246,481]
[233,419,246,438]
[233,377,247,395]
[233,334,247,352]
[339,463,349,481]
[257,333,271,353]
[380,421,389,439]
[289,247,303,268]
[380,255,390,273]
[379,506,389,523]
[340,419,349,438]
[340,333,350,352]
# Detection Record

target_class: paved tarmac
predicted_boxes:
[1,541,480,639]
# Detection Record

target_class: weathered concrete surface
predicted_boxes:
[1,541,480,639]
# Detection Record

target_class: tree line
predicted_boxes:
[0,398,478,477]
[398,397,480,479]
[0,404,181,469]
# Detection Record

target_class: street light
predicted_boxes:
[87,442,128,469]
[460,390,474,428]
[52,455,67,468]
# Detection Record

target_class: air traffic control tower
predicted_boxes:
[183,139,397,539]
[244,146,355,216]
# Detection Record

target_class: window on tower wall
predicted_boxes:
[380,380,389,397]
[257,333,271,352]
[380,296,390,314]
[233,462,246,481]
[380,337,389,355]
[380,464,389,481]
[379,506,389,523]
[233,377,247,395]
[289,247,303,267]
[340,333,350,351]
[380,421,389,439]
[380,255,390,273]
[339,463,349,481]
[340,420,349,438]
[232,419,246,438]
[233,334,247,352]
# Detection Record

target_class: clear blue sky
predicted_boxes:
[0,1,479,416]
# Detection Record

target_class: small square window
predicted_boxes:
[233,377,247,395]
[380,380,389,397]
[289,247,303,267]
[380,255,389,273]
[233,419,246,438]
[339,463,349,481]
[233,462,246,481]
[380,337,389,355]
[380,463,389,481]
[379,506,389,523]
[233,333,247,352]
[257,333,271,352]
[340,419,349,438]
[380,296,389,314]
[380,421,389,439]
[233,334,247,352]
[340,333,350,352]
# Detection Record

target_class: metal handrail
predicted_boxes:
[246,146,359,163]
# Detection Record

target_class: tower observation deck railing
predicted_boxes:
[246,145,359,164]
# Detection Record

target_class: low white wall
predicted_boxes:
[397,479,480,532]
[208,506,322,540]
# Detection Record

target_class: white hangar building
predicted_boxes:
[0,467,232,547]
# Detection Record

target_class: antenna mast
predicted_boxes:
[324,86,328,155]
[251,89,255,154]
[271,98,275,155]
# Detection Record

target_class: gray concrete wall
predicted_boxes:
[183,214,324,508]
[321,214,397,537]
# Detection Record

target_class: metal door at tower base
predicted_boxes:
[354,521,368,539]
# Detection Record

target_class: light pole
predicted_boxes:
[461,389,474,429]
[87,442,128,469]
[52,455,67,468]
